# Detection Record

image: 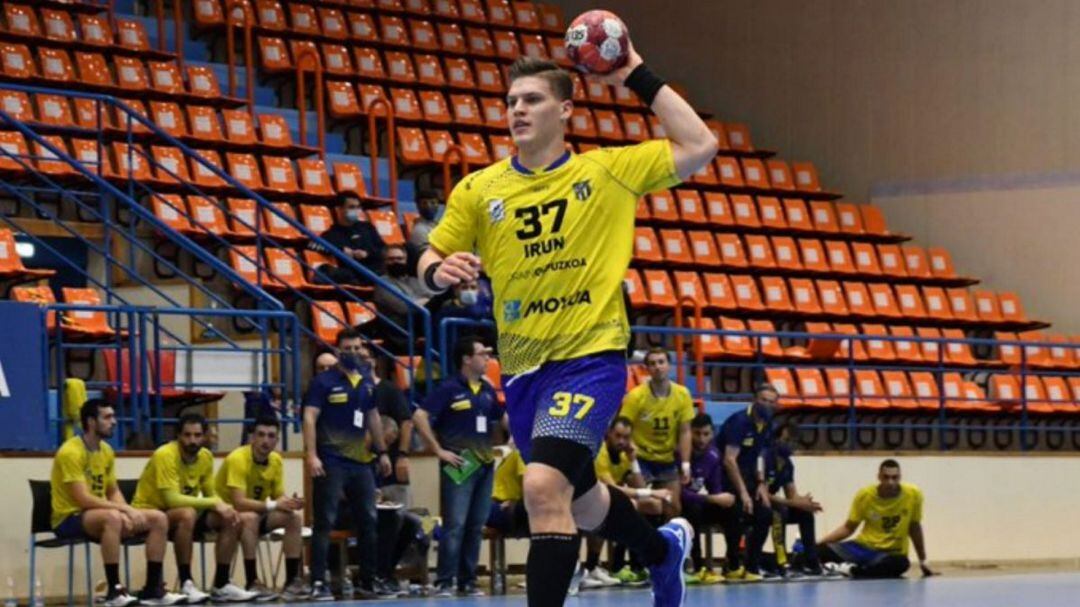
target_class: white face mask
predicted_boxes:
[344,209,362,223]
[459,289,479,305]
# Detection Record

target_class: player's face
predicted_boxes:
[606,423,631,451]
[93,406,117,439]
[178,422,204,457]
[691,425,713,452]
[506,76,571,148]
[645,353,669,382]
[251,425,278,458]
[878,466,901,496]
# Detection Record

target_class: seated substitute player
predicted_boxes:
[763,421,824,578]
[132,414,256,602]
[487,447,530,538]
[680,414,734,586]
[587,416,671,589]
[50,399,183,607]
[718,383,778,583]
[619,348,694,517]
[216,416,308,601]
[418,32,719,605]
[817,459,935,579]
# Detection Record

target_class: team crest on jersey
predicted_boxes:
[488,199,505,224]
[572,179,592,201]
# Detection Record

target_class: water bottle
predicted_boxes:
[32,578,43,607]
[5,577,17,607]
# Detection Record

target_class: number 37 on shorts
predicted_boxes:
[548,391,596,420]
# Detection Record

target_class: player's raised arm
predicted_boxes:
[593,44,718,180]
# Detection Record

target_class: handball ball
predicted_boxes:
[564,10,629,75]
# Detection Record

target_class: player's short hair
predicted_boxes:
[336,326,364,346]
[417,189,441,204]
[880,458,901,472]
[644,347,670,363]
[177,412,207,434]
[691,413,714,430]
[754,382,779,398]
[252,416,279,433]
[508,57,573,101]
[610,415,633,431]
[453,336,487,367]
[79,398,111,431]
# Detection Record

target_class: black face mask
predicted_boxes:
[419,206,438,220]
[386,263,408,277]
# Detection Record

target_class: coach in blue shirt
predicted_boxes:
[303,328,392,599]
[717,383,778,581]
[413,337,507,597]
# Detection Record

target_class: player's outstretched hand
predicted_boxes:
[434,252,482,288]
[920,562,937,577]
[587,39,643,87]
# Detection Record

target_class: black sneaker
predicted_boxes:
[458,583,485,597]
[355,581,396,600]
[376,578,404,598]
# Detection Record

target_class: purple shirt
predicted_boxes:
[682,445,726,506]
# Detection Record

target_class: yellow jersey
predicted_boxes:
[619,381,696,463]
[594,443,632,486]
[847,482,924,555]
[429,140,680,375]
[492,450,526,502]
[132,442,216,510]
[215,445,285,505]
[50,436,117,528]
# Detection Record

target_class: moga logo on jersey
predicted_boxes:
[504,290,592,322]
[572,179,592,201]
[488,199,505,224]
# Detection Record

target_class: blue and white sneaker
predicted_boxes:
[648,518,694,607]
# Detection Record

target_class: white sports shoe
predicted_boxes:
[824,562,855,578]
[102,585,138,607]
[590,567,622,586]
[181,579,210,604]
[211,583,259,603]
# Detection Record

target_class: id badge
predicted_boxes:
[476,415,488,434]
[353,409,365,429]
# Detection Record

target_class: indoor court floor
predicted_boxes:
[346,571,1080,607]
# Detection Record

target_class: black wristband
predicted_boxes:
[423,261,447,292]
[624,63,666,106]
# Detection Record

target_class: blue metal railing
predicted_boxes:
[44,303,302,449]
[434,317,1080,450]
[0,82,436,394]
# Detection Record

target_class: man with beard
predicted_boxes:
[132,414,254,602]
[216,416,308,600]
[50,399,183,607]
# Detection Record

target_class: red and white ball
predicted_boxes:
[564,10,629,75]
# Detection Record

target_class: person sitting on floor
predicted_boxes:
[817,459,935,579]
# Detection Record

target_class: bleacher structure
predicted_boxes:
[0,0,1078,451]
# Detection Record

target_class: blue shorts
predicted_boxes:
[53,514,85,540]
[829,540,891,567]
[638,458,679,484]
[503,351,627,462]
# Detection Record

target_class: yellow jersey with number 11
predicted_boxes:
[429,140,680,375]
